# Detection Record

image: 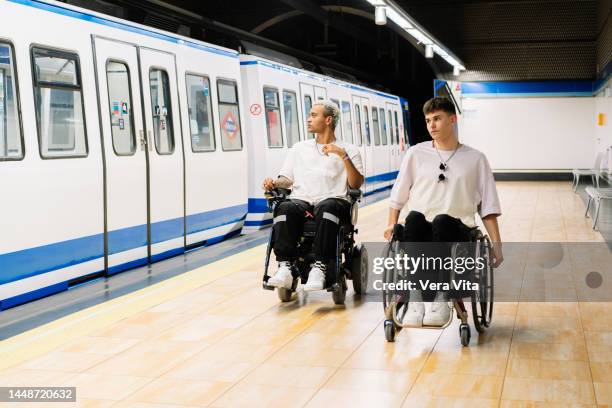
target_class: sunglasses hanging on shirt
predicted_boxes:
[438,162,447,182]
[434,142,461,183]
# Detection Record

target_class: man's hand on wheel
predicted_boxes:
[383,224,394,241]
[491,242,503,268]
[262,178,275,191]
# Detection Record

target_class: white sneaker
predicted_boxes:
[423,292,451,326]
[405,301,425,327]
[304,264,326,291]
[268,262,293,289]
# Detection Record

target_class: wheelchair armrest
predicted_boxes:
[348,188,363,203]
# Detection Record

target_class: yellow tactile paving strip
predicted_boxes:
[0,182,611,408]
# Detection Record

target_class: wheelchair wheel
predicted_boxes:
[277,287,294,302]
[351,244,368,295]
[460,323,471,346]
[332,275,347,305]
[384,319,396,342]
[471,238,494,333]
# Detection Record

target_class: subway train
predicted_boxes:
[0,0,410,310]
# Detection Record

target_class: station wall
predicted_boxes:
[458,97,597,171]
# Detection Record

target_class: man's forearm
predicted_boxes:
[482,215,501,242]
[388,208,400,226]
[344,159,364,189]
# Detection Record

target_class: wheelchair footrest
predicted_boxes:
[262,282,275,291]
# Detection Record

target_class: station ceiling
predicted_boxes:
[73,0,611,139]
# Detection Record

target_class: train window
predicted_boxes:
[330,99,342,140]
[394,110,400,145]
[379,108,388,145]
[0,42,23,160]
[217,79,243,151]
[304,95,314,139]
[106,61,135,155]
[372,107,380,146]
[341,101,353,144]
[32,47,87,158]
[149,69,174,154]
[388,110,395,144]
[354,104,362,146]
[264,87,283,148]
[283,90,300,147]
[186,74,215,152]
[363,105,370,146]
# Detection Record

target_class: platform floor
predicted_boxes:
[1,181,611,407]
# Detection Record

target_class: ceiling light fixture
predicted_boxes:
[375,6,387,25]
[364,0,465,73]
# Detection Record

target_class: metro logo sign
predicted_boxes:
[221,111,239,140]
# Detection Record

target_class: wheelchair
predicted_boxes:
[382,224,494,346]
[261,188,368,305]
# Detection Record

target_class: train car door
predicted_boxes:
[299,83,315,139]
[386,101,400,171]
[139,47,184,261]
[350,95,368,195]
[374,106,390,187]
[93,37,148,274]
[314,85,327,101]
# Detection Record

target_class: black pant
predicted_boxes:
[272,198,351,263]
[402,211,472,243]
[401,211,473,301]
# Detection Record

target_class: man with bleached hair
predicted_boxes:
[262,100,364,291]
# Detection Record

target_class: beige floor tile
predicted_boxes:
[305,388,405,408]
[86,339,206,377]
[126,376,232,406]
[113,403,201,408]
[210,383,317,407]
[0,368,77,387]
[238,363,335,389]
[162,358,255,382]
[402,394,499,408]
[9,399,117,408]
[509,341,589,361]
[591,362,612,383]
[512,327,585,344]
[58,336,141,355]
[323,367,417,394]
[502,377,595,404]
[506,358,592,381]
[17,351,112,373]
[409,372,504,399]
[500,400,596,407]
[188,342,278,365]
[68,372,152,400]
[586,331,612,347]
[588,344,612,363]
[422,352,508,376]
[594,382,612,405]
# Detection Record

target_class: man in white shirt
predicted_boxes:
[384,96,503,326]
[263,100,365,291]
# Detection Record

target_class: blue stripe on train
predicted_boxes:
[0,226,244,310]
[0,204,248,286]
[365,171,398,184]
[246,172,397,215]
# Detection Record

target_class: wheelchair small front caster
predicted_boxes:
[331,275,347,305]
[384,319,396,342]
[459,323,471,347]
[277,287,294,302]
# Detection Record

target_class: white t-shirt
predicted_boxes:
[389,141,501,228]
[278,139,364,205]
